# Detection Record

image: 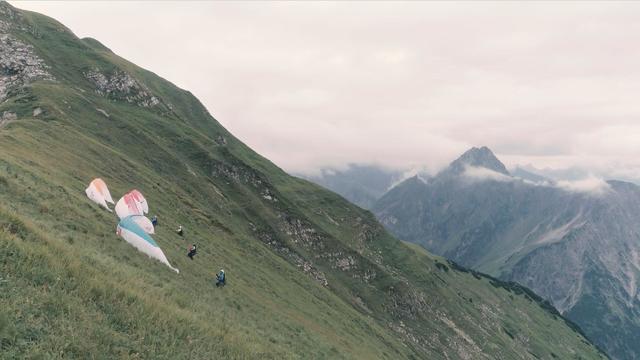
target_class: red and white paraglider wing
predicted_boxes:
[93,178,114,204]
[85,178,112,211]
[115,193,144,219]
[129,190,149,214]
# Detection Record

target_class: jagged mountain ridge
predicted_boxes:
[0,3,605,359]
[300,165,403,210]
[442,146,510,177]
[375,146,639,359]
[302,147,511,212]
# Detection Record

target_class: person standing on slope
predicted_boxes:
[216,269,226,287]
[151,215,158,227]
[187,244,197,260]
[176,224,183,237]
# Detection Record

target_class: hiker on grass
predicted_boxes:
[187,244,197,260]
[176,225,183,237]
[216,269,226,287]
[151,215,158,227]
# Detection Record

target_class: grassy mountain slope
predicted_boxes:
[0,3,605,359]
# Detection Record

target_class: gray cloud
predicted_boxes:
[12,1,640,177]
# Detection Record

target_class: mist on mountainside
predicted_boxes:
[374,146,640,359]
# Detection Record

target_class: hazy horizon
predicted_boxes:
[13,1,640,180]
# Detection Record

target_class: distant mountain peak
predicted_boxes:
[445,146,510,176]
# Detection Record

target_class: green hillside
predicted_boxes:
[0,3,606,359]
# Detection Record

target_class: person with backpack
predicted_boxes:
[216,269,226,287]
[176,225,183,237]
[187,244,197,260]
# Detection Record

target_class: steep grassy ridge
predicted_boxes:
[0,3,605,359]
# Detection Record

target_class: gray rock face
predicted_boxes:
[374,147,640,359]
[444,146,510,176]
[0,34,54,102]
[0,2,54,104]
[0,110,15,127]
[0,1,20,32]
[84,68,160,107]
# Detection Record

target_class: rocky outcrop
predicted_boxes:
[0,1,20,32]
[249,221,328,286]
[0,2,45,37]
[83,68,160,108]
[0,2,55,104]
[0,34,54,102]
[215,135,227,146]
[0,110,16,127]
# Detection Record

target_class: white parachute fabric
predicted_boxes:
[129,190,149,214]
[115,190,148,219]
[116,216,178,273]
[86,186,108,210]
[85,178,113,211]
[100,180,115,204]
[130,215,155,234]
[115,195,140,219]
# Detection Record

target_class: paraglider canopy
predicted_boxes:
[116,216,178,273]
[128,189,149,214]
[129,215,155,234]
[115,189,149,219]
[85,178,114,211]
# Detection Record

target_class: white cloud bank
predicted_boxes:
[556,177,612,196]
[464,166,611,196]
[463,166,513,183]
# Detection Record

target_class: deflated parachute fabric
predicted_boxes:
[116,216,178,273]
[130,215,155,234]
[115,189,148,219]
[128,189,149,214]
[115,193,141,219]
[85,178,114,211]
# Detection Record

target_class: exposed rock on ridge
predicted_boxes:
[0,34,54,102]
[84,68,160,108]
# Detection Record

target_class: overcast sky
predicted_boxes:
[12,1,640,178]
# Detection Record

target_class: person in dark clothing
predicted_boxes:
[187,244,197,260]
[216,269,225,287]
[176,225,183,237]
[151,215,158,227]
